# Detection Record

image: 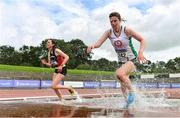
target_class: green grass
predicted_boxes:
[0,64,114,75]
[68,69,114,75]
[0,64,52,73]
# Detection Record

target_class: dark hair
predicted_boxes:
[109,12,126,22]
[47,38,56,49]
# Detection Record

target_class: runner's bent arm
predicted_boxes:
[87,30,110,53]
[55,48,69,67]
[125,27,146,63]
[46,51,52,67]
[41,51,51,67]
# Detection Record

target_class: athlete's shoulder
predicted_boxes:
[55,48,63,53]
[104,29,111,37]
[124,26,133,37]
[104,29,111,33]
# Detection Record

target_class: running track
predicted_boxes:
[0,88,180,100]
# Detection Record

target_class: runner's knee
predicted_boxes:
[116,69,126,80]
[51,85,57,89]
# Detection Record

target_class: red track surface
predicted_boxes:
[0,88,180,99]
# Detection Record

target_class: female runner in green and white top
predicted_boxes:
[87,12,147,107]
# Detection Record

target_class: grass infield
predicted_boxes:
[0,64,114,75]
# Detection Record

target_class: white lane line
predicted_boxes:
[0,93,121,101]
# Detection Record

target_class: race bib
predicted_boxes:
[117,52,127,62]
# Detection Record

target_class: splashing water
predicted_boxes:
[66,86,179,113]
[75,92,82,103]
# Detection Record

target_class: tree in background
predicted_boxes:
[87,58,118,71]
[174,57,180,72]
[0,45,20,65]
[165,59,176,73]
[68,39,91,69]
[19,45,43,66]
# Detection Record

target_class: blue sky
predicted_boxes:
[80,0,110,10]
[1,0,180,62]
[129,1,153,14]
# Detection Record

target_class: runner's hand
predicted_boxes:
[41,59,47,65]
[137,52,147,64]
[56,66,62,72]
[86,46,93,53]
[41,59,51,67]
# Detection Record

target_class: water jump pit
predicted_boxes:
[0,89,180,117]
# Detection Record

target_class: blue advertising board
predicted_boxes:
[100,81,116,88]
[83,81,100,88]
[133,83,145,88]
[14,80,40,88]
[0,80,14,88]
[41,80,63,88]
[134,83,158,88]
[41,80,52,88]
[144,83,158,88]
[171,83,180,88]
[158,83,171,88]
[0,79,179,89]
